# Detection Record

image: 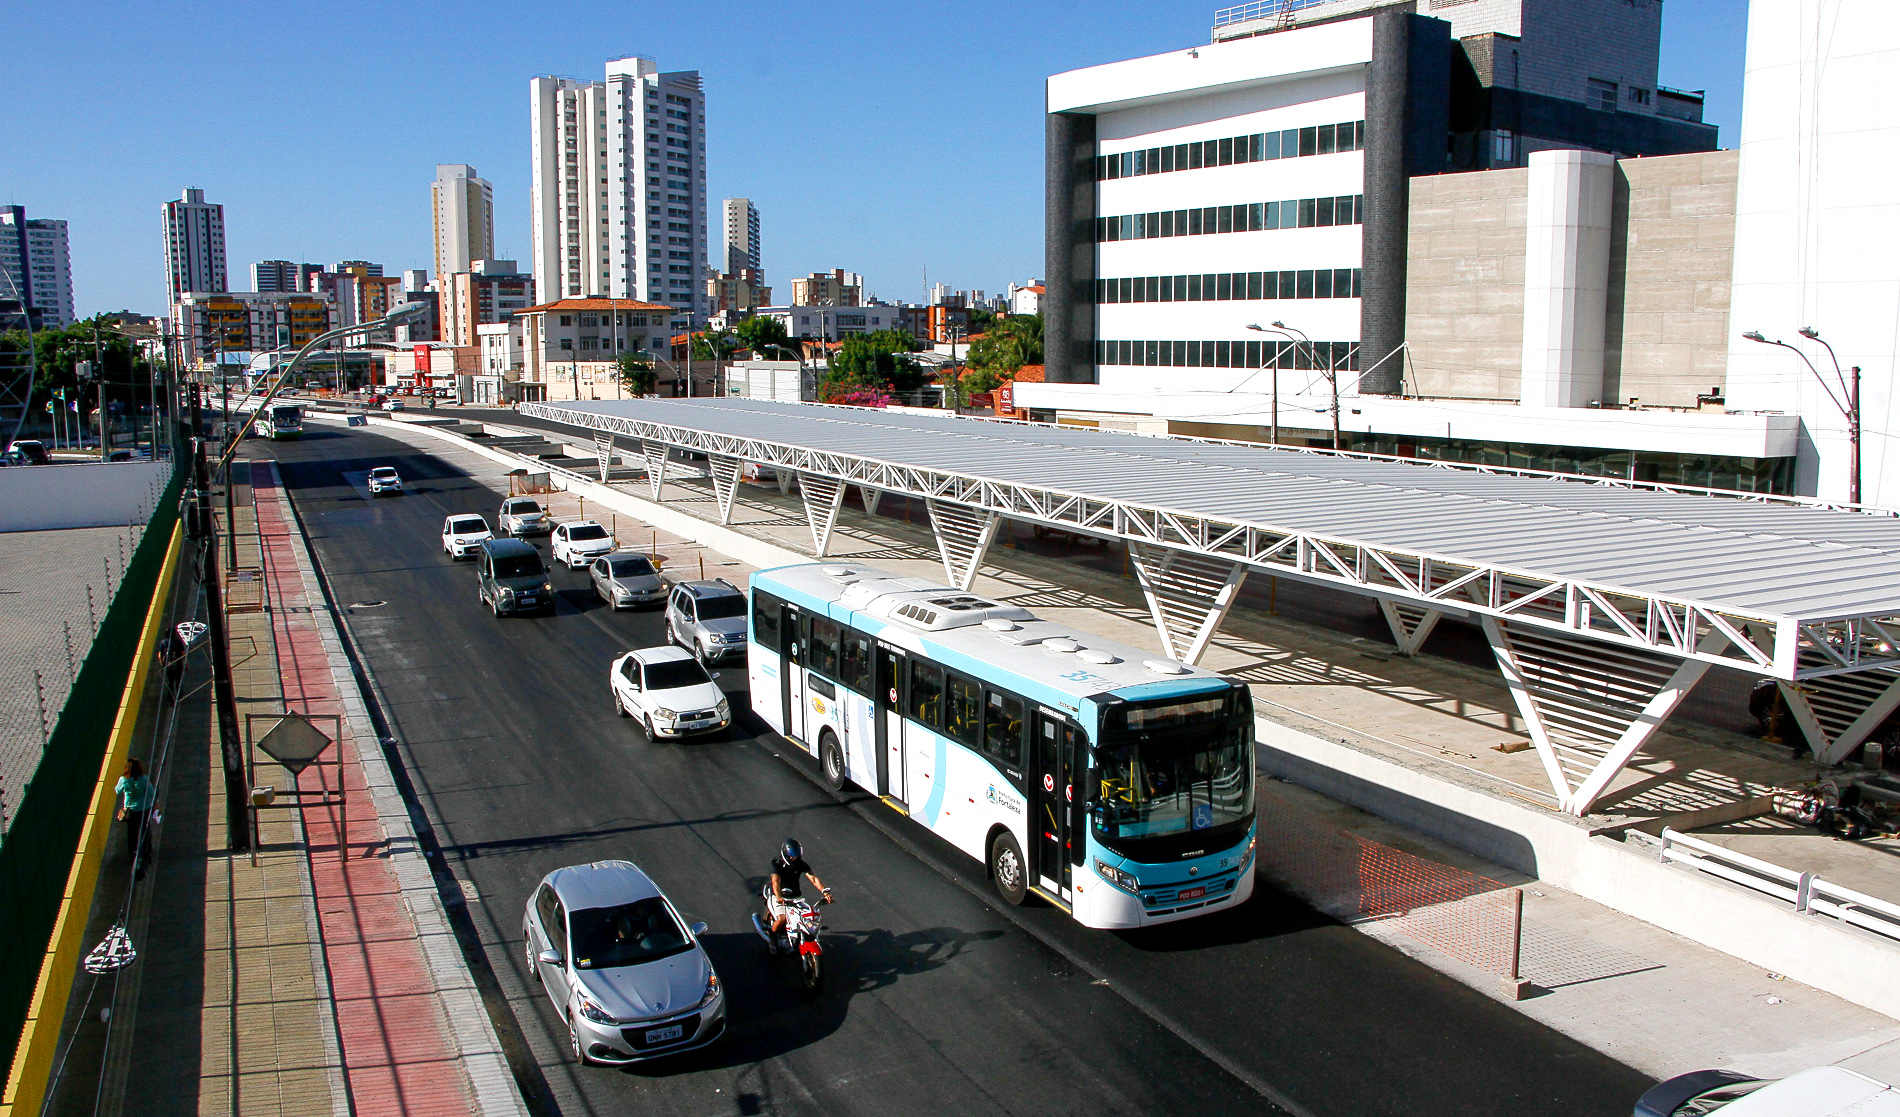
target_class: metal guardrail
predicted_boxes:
[1657,828,1900,944]
[1213,0,1333,27]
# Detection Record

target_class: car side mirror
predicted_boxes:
[689,922,708,937]
[710,671,722,680]
[537,948,562,967]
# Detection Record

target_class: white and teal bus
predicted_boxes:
[746,562,1255,928]
[256,403,303,440]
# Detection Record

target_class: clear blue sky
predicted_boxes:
[0,0,1748,318]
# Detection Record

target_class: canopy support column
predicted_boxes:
[1483,618,1725,816]
[708,455,741,524]
[1128,544,1248,666]
[925,501,1000,591]
[799,473,846,556]
[775,469,794,495]
[860,486,883,519]
[1380,601,1442,656]
[1777,671,1900,766]
[641,439,668,501]
[594,432,612,483]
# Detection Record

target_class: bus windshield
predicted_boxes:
[1092,689,1253,845]
[270,406,301,422]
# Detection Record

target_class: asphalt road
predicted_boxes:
[258,422,1652,1117]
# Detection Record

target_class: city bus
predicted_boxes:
[255,403,304,440]
[746,562,1256,928]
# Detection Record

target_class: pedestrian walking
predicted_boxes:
[114,758,153,881]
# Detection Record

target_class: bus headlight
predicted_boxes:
[1093,858,1139,894]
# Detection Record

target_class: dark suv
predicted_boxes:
[477,538,554,616]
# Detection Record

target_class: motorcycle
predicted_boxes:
[751,886,832,994]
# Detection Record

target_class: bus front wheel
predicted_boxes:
[990,832,1027,906]
[820,733,846,792]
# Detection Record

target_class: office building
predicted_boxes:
[253,259,299,293]
[791,269,863,307]
[163,187,227,303]
[432,164,495,282]
[723,198,761,276]
[441,260,534,347]
[530,57,708,323]
[0,207,73,328]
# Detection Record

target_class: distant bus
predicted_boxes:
[746,562,1257,928]
[256,403,303,440]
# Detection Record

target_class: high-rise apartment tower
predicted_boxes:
[253,259,298,292]
[0,207,73,327]
[432,164,495,282]
[163,187,227,302]
[723,198,760,277]
[530,57,708,324]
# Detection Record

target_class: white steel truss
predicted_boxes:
[1380,602,1442,656]
[1129,544,1249,667]
[708,455,741,524]
[1777,664,1900,766]
[799,473,847,556]
[640,439,669,501]
[521,401,1837,680]
[860,485,883,519]
[1484,618,1725,816]
[925,500,1001,591]
[594,433,612,483]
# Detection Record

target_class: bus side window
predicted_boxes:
[909,660,943,729]
[841,629,872,695]
[811,617,840,679]
[945,673,982,748]
[984,691,1023,767]
[752,592,781,652]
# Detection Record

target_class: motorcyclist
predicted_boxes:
[765,838,831,950]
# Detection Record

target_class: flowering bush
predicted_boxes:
[821,386,892,408]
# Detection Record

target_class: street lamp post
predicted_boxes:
[943,324,967,411]
[1243,324,1282,446]
[1743,328,1862,504]
[1251,321,1339,450]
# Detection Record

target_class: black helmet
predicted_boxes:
[781,838,802,862]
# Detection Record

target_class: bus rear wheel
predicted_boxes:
[990,832,1027,906]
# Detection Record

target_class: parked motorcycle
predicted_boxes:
[751,886,832,994]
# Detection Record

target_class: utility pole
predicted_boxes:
[192,383,249,850]
[93,321,107,460]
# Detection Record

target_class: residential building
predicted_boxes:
[791,268,862,306]
[1041,3,1717,393]
[1008,280,1044,315]
[252,259,298,293]
[296,263,325,292]
[759,303,905,343]
[529,57,708,323]
[440,259,534,347]
[172,291,335,363]
[706,268,771,317]
[516,297,675,402]
[432,164,495,282]
[723,198,761,276]
[336,260,382,276]
[898,304,972,344]
[474,321,523,403]
[392,289,439,344]
[163,187,227,304]
[0,207,73,328]
[401,268,430,293]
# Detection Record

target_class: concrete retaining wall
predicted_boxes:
[0,462,171,533]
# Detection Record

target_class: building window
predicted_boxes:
[1096,337,1359,372]
[1588,79,1618,112]
[1095,194,1362,242]
[1628,87,1652,106]
[559,339,573,350]
[1095,120,1365,181]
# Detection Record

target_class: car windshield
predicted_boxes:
[643,659,712,690]
[568,524,608,541]
[493,554,544,579]
[568,897,691,969]
[609,556,654,577]
[1094,691,1252,842]
[505,500,541,514]
[696,595,746,620]
[371,468,397,478]
[449,517,486,534]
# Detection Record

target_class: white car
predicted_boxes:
[498,497,552,537]
[1636,1066,1897,1117]
[442,514,492,560]
[367,466,403,495]
[552,521,617,569]
[610,647,730,740]
[383,397,405,411]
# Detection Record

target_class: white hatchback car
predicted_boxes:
[442,514,492,560]
[610,647,730,740]
[367,466,403,495]
[552,521,616,569]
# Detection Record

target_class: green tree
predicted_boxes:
[965,313,1042,376]
[965,306,998,336]
[734,315,791,358]
[826,328,925,395]
[617,350,656,396]
[688,330,740,362]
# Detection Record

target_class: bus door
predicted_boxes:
[781,607,807,744]
[1032,710,1083,897]
[875,645,906,803]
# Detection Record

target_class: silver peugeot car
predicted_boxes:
[522,860,725,1065]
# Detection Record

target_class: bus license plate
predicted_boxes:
[1177,886,1206,901]
[646,1024,684,1044]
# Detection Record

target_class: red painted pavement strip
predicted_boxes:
[252,462,480,1117]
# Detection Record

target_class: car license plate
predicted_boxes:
[682,719,713,730]
[645,1024,684,1044]
[1177,886,1206,901]
[518,595,535,604]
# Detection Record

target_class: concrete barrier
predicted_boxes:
[0,462,170,532]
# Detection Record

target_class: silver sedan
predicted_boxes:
[591,553,665,609]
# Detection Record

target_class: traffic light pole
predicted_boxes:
[192,383,250,851]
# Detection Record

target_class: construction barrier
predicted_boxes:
[1255,784,1524,980]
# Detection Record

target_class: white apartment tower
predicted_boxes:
[163,187,227,302]
[432,164,495,282]
[530,57,708,324]
[723,197,760,276]
[0,208,74,327]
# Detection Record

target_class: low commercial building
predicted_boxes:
[756,303,906,343]
[516,297,674,402]
[475,321,523,404]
